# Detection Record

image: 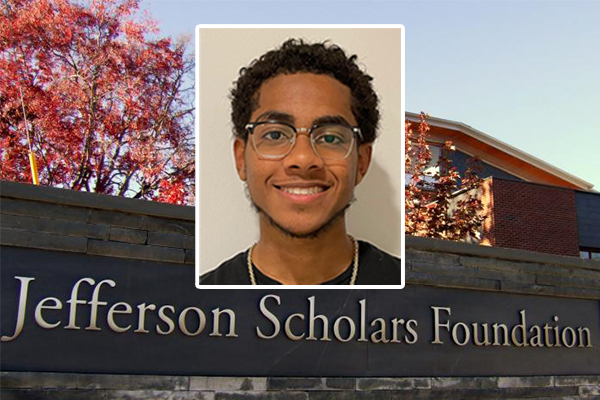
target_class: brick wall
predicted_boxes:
[482,178,580,257]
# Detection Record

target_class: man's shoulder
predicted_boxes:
[357,240,402,285]
[199,251,250,285]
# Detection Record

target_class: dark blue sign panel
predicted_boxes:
[2,246,600,376]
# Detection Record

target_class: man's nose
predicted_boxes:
[283,133,324,171]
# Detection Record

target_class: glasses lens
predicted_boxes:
[311,125,354,160]
[252,123,295,157]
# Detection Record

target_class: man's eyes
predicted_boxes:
[256,124,350,145]
[314,133,346,145]
[261,129,292,141]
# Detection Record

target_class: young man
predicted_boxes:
[201,39,401,285]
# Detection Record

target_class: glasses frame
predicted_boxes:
[245,120,363,161]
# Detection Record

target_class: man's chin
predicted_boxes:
[273,223,330,240]
[251,202,353,240]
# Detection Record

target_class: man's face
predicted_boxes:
[234,73,372,238]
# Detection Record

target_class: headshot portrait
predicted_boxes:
[196,26,404,287]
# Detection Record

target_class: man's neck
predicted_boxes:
[252,219,354,285]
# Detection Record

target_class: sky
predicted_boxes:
[145,0,600,190]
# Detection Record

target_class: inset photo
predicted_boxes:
[195,25,404,288]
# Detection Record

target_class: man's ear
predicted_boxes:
[355,143,372,185]
[233,138,247,181]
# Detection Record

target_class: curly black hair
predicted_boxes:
[230,39,380,144]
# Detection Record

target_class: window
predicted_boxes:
[406,142,442,186]
[580,248,600,260]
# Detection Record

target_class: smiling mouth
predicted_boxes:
[274,185,329,195]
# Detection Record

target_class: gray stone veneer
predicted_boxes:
[1,181,599,399]
[1,372,600,399]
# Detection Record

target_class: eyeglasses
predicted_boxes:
[245,121,363,161]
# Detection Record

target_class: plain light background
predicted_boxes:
[197,26,403,274]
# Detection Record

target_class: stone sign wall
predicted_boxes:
[1,181,599,399]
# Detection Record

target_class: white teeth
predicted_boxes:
[281,186,324,195]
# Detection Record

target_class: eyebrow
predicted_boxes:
[254,111,352,127]
[254,111,295,124]
[312,115,352,127]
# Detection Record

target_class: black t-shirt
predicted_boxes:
[199,240,401,285]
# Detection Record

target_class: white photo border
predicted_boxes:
[195,24,405,289]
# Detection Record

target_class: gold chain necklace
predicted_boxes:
[247,235,359,285]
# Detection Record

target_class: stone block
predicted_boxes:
[505,386,579,398]
[406,271,500,291]
[546,397,590,400]
[87,239,185,263]
[1,181,194,221]
[551,286,600,300]
[572,268,600,281]
[500,280,556,295]
[520,262,572,277]
[580,385,600,397]
[432,377,498,390]
[324,378,355,390]
[87,224,111,240]
[110,227,148,244]
[358,377,431,390]
[0,215,107,240]
[148,231,195,249]
[268,377,324,390]
[473,268,536,284]
[411,261,474,276]
[460,256,523,273]
[0,389,105,400]
[76,374,187,390]
[537,274,600,290]
[387,391,439,400]
[190,377,266,391]
[105,390,214,400]
[309,392,388,400]
[406,249,460,266]
[88,209,145,230]
[582,259,600,272]
[216,392,307,400]
[424,386,578,399]
[497,376,553,388]
[0,228,87,253]
[145,215,194,235]
[555,375,600,386]
[1,197,89,221]
[0,372,79,389]
[184,249,195,265]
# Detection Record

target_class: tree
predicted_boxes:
[405,113,483,240]
[0,0,194,204]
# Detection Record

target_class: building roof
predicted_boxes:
[406,112,594,191]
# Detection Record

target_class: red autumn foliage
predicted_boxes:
[0,0,194,205]
[405,113,483,240]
